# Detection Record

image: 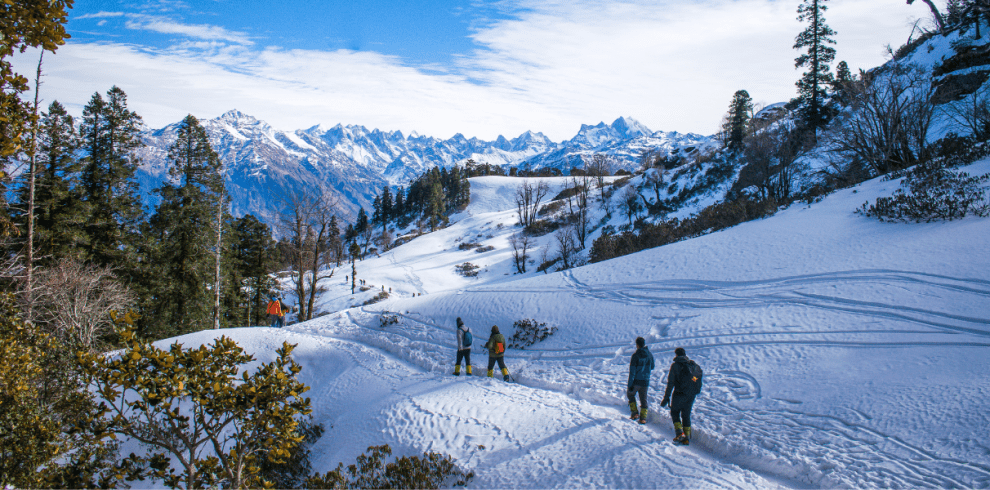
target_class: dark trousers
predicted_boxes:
[670,393,696,427]
[627,383,649,410]
[455,349,471,366]
[487,356,507,371]
[269,314,279,328]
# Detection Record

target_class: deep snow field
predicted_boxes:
[168,160,990,488]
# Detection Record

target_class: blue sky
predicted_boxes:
[15,0,943,141]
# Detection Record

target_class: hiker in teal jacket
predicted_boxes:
[484,325,511,381]
[627,337,655,424]
[453,317,473,376]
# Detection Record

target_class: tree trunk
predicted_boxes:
[908,0,946,34]
[25,53,43,321]
[213,190,223,330]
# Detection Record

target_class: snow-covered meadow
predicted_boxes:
[169,159,990,488]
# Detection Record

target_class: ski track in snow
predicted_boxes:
[293,260,990,488]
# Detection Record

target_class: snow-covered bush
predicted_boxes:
[363,291,389,305]
[379,310,399,328]
[857,162,990,222]
[509,319,558,349]
[303,444,473,489]
[455,262,480,277]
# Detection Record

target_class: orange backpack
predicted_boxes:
[266,300,281,315]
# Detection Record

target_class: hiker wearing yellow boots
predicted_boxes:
[484,325,511,381]
[453,317,473,376]
[627,337,655,425]
[660,347,704,445]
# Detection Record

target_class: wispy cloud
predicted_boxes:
[25,0,922,141]
[76,12,253,45]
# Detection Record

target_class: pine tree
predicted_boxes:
[722,90,753,151]
[13,101,89,265]
[230,214,277,327]
[380,186,393,228]
[79,86,146,268]
[793,0,837,135]
[144,115,226,337]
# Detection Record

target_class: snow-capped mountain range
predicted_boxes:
[135,112,712,222]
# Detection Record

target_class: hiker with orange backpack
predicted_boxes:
[484,325,511,381]
[266,297,282,328]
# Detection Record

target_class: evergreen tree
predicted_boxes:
[78,86,146,268]
[355,207,369,235]
[793,0,837,134]
[144,115,226,338]
[13,101,89,265]
[380,186,393,227]
[230,214,278,327]
[722,90,753,151]
[393,186,405,218]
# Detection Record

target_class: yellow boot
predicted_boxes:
[683,426,692,445]
[466,365,472,375]
[628,402,639,419]
[487,369,494,377]
[673,422,684,443]
[501,368,511,382]
[453,365,461,376]
[638,408,647,425]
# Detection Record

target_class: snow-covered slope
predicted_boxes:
[163,158,990,488]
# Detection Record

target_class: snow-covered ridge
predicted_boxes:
[160,157,990,488]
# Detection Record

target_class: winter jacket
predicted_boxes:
[485,333,507,358]
[266,299,282,316]
[663,355,694,399]
[627,346,655,387]
[456,325,472,351]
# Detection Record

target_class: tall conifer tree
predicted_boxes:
[79,86,145,267]
[793,0,837,135]
[722,90,753,151]
[145,115,226,337]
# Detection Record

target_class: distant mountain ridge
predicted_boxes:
[135,111,714,223]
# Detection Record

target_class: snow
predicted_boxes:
[157,158,990,488]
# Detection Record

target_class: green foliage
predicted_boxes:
[508,319,558,349]
[143,115,226,338]
[256,417,325,489]
[304,444,473,489]
[0,293,116,489]
[793,0,837,131]
[722,90,753,151]
[79,86,146,269]
[857,162,990,223]
[79,316,312,489]
[590,196,778,263]
[0,0,72,159]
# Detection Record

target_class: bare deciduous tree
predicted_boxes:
[277,187,340,321]
[514,180,550,227]
[620,185,643,226]
[586,154,614,212]
[509,232,531,274]
[554,228,578,271]
[30,259,135,351]
[944,84,990,140]
[831,65,939,175]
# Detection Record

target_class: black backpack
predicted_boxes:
[677,360,703,396]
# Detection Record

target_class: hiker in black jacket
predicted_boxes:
[660,347,700,445]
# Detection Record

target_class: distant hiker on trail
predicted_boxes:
[266,297,282,328]
[660,347,704,445]
[453,317,473,376]
[484,325,511,381]
[627,337,655,425]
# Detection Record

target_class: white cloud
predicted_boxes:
[17,0,926,141]
[76,12,253,45]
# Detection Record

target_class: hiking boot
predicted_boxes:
[673,434,688,444]
[638,408,647,424]
[629,412,639,420]
[638,417,647,425]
